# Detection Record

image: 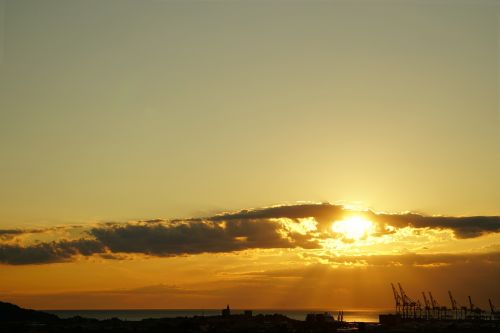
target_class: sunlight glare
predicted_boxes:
[331,216,375,240]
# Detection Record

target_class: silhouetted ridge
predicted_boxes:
[0,301,59,322]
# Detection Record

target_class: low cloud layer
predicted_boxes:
[371,213,500,238]
[90,219,319,257]
[206,203,343,224]
[0,228,46,240]
[0,239,105,265]
[1,203,499,265]
[0,215,320,265]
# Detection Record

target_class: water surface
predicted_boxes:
[46,309,388,322]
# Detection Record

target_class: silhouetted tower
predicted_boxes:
[222,304,231,317]
[337,310,344,322]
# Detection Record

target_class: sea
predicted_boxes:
[45,309,387,322]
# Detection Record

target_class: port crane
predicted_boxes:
[391,283,402,314]
[428,292,448,319]
[398,283,419,319]
[448,290,467,320]
[489,299,499,320]
[467,296,484,320]
[389,283,497,323]
[448,290,457,319]
[422,292,431,319]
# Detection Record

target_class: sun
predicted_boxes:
[331,216,375,240]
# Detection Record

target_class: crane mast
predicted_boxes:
[448,291,462,320]
[488,299,495,314]
[489,299,499,320]
[391,283,402,314]
[429,292,438,309]
[422,292,431,319]
[448,291,457,310]
[398,283,418,319]
[428,292,447,319]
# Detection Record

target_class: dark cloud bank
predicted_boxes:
[1,203,499,265]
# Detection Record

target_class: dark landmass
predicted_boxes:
[0,301,59,323]
[1,301,499,333]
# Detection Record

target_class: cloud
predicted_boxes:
[0,239,105,265]
[203,204,500,239]
[0,203,499,265]
[0,230,26,236]
[371,212,500,238]
[0,217,321,264]
[299,251,500,268]
[89,219,319,257]
[205,203,343,224]
[0,228,45,240]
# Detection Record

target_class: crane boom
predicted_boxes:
[398,283,407,305]
[391,283,401,308]
[489,299,495,314]
[448,291,457,310]
[422,292,430,309]
[398,283,415,304]
[429,292,438,309]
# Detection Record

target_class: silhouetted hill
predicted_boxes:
[0,301,59,322]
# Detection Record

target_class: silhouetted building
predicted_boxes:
[306,312,335,323]
[222,304,231,317]
[379,314,402,326]
[244,310,252,317]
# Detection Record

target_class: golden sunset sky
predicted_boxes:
[0,0,499,310]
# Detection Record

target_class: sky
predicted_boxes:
[0,0,499,310]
